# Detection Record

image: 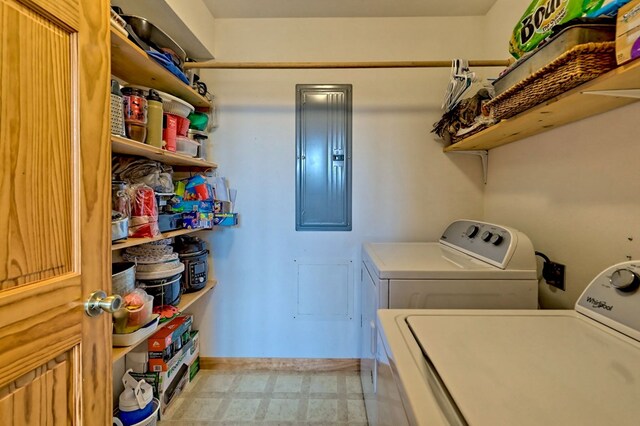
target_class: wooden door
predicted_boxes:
[0,0,111,424]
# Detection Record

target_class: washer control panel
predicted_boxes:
[439,220,515,268]
[576,261,640,341]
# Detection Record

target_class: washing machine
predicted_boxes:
[377,260,640,426]
[360,219,538,425]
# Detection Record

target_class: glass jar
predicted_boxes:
[112,181,131,218]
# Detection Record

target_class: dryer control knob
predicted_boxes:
[490,234,503,245]
[481,231,493,242]
[610,269,640,292]
[466,225,479,238]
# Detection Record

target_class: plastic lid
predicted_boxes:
[146,89,163,103]
[120,87,145,97]
[119,370,153,411]
[111,80,122,96]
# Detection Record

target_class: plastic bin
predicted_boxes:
[175,136,199,157]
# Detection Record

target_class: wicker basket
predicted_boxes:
[486,42,616,121]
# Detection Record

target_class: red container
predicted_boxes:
[163,113,178,152]
[175,116,190,137]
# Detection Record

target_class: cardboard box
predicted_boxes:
[188,356,200,382]
[182,212,214,229]
[184,331,201,382]
[214,200,232,213]
[214,213,238,226]
[147,315,193,358]
[149,335,193,372]
[616,0,640,64]
[131,340,193,418]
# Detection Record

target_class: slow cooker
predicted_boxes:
[174,236,208,292]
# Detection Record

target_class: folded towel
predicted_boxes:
[146,51,190,85]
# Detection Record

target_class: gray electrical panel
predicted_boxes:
[296,84,352,231]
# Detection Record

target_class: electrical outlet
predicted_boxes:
[543,261,566,291]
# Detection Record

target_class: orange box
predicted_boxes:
[147,315,192,353]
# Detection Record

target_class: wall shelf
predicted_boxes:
[110,27,210,108]
[112,227,207,251]
[444,58,640,152]
[112,135,217,169]
[112,280,217,362]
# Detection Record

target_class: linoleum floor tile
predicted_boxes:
[159,369,366,425]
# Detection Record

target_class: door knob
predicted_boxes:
[85,290,123,317]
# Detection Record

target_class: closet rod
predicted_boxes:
[184,59,512,69]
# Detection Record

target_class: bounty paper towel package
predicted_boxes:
[510,0,605,58]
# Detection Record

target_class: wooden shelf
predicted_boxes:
[112,227,207,251]
[112,280,217,362]
[112,135,218,169]
[110,27,210,108]
[444,58,640,152]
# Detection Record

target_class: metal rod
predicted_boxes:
[184,59,513,70]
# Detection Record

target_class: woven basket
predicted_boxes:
[486,42,616,121]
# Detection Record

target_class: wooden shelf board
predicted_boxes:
[112,280,217,362]
[444,58,640,152]
[110,27,210,108]
[112,135,218,169]
[112,227,207,251]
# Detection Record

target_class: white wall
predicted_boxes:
[194,17,487,358]
[483,0,640,308]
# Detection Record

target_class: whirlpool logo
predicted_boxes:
[586,297,613,311]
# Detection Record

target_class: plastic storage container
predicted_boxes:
[175,136,199,157]
[114,290,154,334]
[118,371,155,426]
[129,399,160,426]
[121,87,148,142]
[156,90,194,118]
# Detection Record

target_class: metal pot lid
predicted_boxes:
[174,235,207,254]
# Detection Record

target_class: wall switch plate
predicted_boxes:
[543,261,566,291]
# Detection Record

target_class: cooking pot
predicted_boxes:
[112,262,136,296]
[112,211,129,242]
[136,262,185,307]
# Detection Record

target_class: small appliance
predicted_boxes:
[174,236,208,292]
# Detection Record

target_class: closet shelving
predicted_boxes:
[444,57,640,152]
[110,24,216,364]
[112,135,218,169]
[112,280,217,362]
[110,28,210,108]
[112,228,207,251]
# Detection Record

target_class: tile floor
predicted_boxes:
[159,370,368,425]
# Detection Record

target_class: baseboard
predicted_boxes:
[200,357,360,372]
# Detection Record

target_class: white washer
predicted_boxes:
[377,260,640,426]
[361,220,538,424]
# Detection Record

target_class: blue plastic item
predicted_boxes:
[146,51,190,84]
[118,403,153,426]
[587,0,631,16]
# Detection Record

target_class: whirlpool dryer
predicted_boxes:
[377,260,640,426]
[360,219,538,425]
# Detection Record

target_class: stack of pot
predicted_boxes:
[123,239,184,307]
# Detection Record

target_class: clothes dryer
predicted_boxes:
[361,219,538,423]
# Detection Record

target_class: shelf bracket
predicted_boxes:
[582,89,640,99]
[447,150,489,184]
